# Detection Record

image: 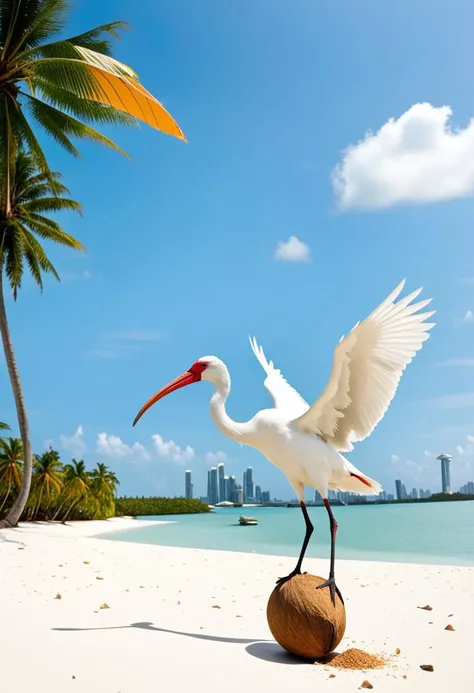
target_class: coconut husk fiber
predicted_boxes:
[267,573,346,659]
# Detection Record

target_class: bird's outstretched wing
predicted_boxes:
[249,336,309,417]
[291,280,435,452]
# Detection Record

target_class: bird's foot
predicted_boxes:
[316,576,344,607]
[276,569,302,586]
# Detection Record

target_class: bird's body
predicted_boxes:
[133,280,435,604]
[209,383,380,502]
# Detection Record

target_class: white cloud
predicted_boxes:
[420,393,474,409]
[152,434,194,465]
[461,310,474,324]
[96,432,150,462]
[333,102,474,210]
[59,425,87,458]
[437,357,474,367]
[389,453,426,480]
[274,236,310,262]
[205,451,228,465]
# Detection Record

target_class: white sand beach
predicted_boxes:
[1,518,472,693]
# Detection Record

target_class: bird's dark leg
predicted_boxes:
[276,501,313,586]
[316,498,344,606]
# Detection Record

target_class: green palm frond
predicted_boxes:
[6,0,69,57]
[7,95,55,182]
[21,21,130,59]
[23,212,84,249]
[0,149,83,298]
[23,93,130,157]
[3,219,24,298]
[22,196,82,214]
[0,422,11,432]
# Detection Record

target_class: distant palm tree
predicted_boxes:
[30,449,64,520]
[0,150,82,528]
[90,463,119,494]
[0,437,23,512]
[90,462,119,519]
[58,458,91,522]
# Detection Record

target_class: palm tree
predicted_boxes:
[0,1,185,190]
[0,1,184,528]
[0,150,82,528]
[89,462,119,519]
[0,436,23,512]
[30,448,63,520]
[58,458,91,522]
[90,463,119,494]
[0,422,10,432]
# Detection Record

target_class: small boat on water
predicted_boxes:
[239,515,258,526]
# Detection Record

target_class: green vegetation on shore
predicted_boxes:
[116,497,210,517]
[0,438,119,522]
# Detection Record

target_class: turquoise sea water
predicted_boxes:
[103,502,474,566]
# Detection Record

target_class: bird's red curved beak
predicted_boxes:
[133,370,200,426]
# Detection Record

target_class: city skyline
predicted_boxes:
[184,452,474,503]
[184,461,271,505]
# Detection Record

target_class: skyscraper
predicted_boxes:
[218,463,225,503]
[395,479,403,500]
[185,470,193,499]
[437,453,452,494]
[208,467,219,505]
[245,466,254,501]
[228,475,236,502]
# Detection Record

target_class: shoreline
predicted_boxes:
[1,519,472,692]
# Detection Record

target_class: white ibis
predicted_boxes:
[133,280,435,604]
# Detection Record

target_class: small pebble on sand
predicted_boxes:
[420,664,434,672]
[99,603,110,610]
[445,624,455,631]
[418,604,433,611]
[54,593,62,600]
[395,648,401,655]
[361,681,373,690]
[212,604,221,609]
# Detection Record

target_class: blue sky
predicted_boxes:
[2,0,474,499]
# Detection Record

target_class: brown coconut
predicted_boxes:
[267,573,346,659]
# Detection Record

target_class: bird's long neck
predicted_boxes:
[209,375,252,443]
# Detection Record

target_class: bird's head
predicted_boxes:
[132,356,228,426]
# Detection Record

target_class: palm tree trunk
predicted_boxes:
[0,271,33,528]
[0,480,12,512]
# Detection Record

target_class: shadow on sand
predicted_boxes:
[52,621,308,664]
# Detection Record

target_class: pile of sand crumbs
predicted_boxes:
[326,649,385,670]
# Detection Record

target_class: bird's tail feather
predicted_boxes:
[333,460,382,495]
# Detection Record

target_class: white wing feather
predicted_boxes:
[249,336,309,417]
[292,280,435,452]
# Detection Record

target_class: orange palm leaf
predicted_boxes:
[85,64,186,141]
